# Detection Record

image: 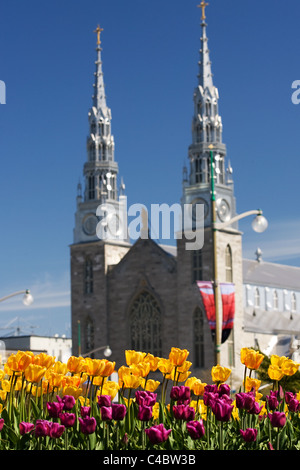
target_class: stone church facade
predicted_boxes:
[70,9,300,387]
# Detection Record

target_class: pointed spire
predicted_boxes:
[92,25,108,113]
[197,2,213,89]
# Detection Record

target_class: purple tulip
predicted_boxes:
[240,428,258,443]
[49,422,65,439]
[173,404,195,421]
[98,395,112,408]
[145,423,172,445]
[35,419,51,437]
[101,406,113,421]
[203,391,219,407]
[135,390,157,407]
[78,416,97,434]
[285,391,296,404]
[19,422,34,435]
[236,392,255,411]
[268,412,286,428]
[111,403,127,421]
[186,420,205,440]
[170,386,191,403]
[266,391,279,411]
[59,412,76,428]
[248,401,263,415]
[137,404,153,421]
[204,384,218,394]
[211,398,233,422]
[218,384,231,397]
[61,395,76,411]
[80,406,91,418]
[287,398,300,413]
[47,401,64,418]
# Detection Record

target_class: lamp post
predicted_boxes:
[209,147,268,365]
[0,289,34,306]
[77,320,112,358]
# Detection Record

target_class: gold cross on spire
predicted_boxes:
[197,1,209,21]
[94,25,104,46]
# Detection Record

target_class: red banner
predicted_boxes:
[196,281,235,342]
[220,282,235,330]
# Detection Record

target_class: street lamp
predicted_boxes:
[0,289,34,306]
[82,345,112,358]
[209,147,268,365]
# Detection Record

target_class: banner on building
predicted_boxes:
[196,281,235,343]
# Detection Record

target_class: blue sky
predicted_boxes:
[0,0,299,338]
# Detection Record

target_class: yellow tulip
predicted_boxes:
[177,360,192,373]
[47,372,65,389]
[63,385,83,399]
[101,380,119,400]
[152,402,160,420]
[143,379,160,392]
[122,372,142,389]
[1,379,11,392]
[33,352,55,369]
[211,364,231,383]
[157,358,174,375]
[190,378,207,396]
[125,350,146,366]
[85,358,115,378]
[169,347,189,367]
[268,364,284,382]
[62,375,82,389]
[244,376,261,392]
[0,390,7,401]
[24,364,47,383]
[185,377,198,389]
[67,356,87,374]
[270,355,288,368]
[6,350,33,372]
[52,361,68,375]
[143,354,160,372]
[240,348,264,370]
[281,358,300,376]
[130,362,151,378]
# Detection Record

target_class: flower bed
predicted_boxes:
[0,346,299,450]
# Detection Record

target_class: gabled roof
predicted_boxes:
[243,258,300,291]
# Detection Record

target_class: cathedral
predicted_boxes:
[70,5,300,386]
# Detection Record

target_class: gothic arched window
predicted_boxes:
[85,316,94,357]
[193,307,204,368]
[192,249,202,283]
[129,291,162,356]
[225,244,233,282]
[84,258,93,294]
